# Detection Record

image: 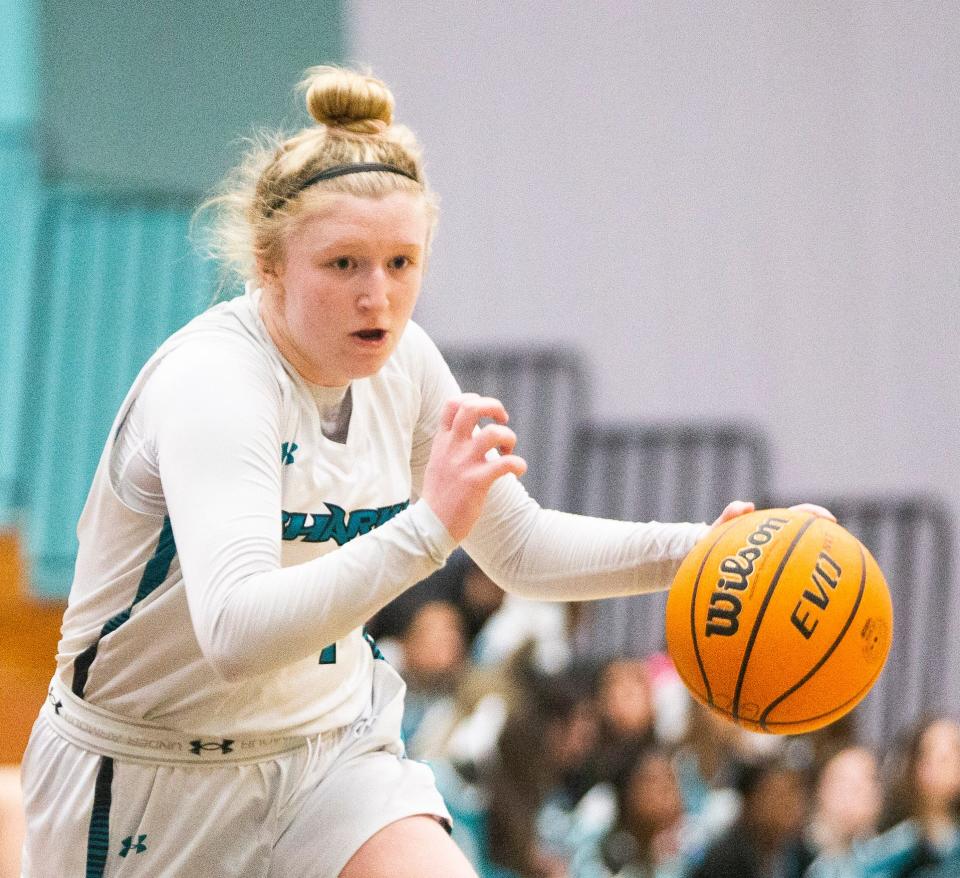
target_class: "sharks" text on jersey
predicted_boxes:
[281,501,410,545]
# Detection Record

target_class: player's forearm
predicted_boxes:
[464,477,710,600]
[190,500,456,681]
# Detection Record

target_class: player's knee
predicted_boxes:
[339,815,476,878]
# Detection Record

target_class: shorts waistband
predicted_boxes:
[43,678,330,766]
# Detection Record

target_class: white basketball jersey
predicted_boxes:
[54,288,458,737]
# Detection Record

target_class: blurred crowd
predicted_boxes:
[368,551,960,878]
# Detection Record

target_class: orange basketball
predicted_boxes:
[665,508,893,734]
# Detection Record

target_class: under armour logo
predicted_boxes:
[47,688,63,715]
[281,442,299,465]
[120,835,148,857]
[189,739,234,755]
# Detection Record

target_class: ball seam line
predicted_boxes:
[760,646,888,730]
[732,515,816,724]
[689,518,744,707]
[757,543,868,731]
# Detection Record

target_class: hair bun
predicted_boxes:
[301,66,395,134]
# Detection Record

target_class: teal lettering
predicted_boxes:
[282,500,411,545]
[322,504,350,546]
[282,512,329,542]
[346,509,380,541]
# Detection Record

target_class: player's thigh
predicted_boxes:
[339,815,477,878]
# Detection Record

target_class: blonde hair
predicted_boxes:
[195,66,437,292]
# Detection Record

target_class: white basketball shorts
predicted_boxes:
[20,660,450,877]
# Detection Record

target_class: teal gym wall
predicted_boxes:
[0,0,344,595]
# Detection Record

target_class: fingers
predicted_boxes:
[710,501,837,529]
[438,398,461,432]
[710,500,837,529]
[711,500,756,527]
[473,423,518,458]
[422,393,526,543]
[789,502,837,522]
[439,395,519,460]
[486,453,528,481]
[446,394,510,438]
[725,500,755,519]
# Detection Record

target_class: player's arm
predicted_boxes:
[454,470,833,600]
[406,332,709,600]
[147,342,456,681]
[459,473,711,601]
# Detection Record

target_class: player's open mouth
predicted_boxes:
[352,329,387,343]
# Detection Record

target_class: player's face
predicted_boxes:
[260,191,429,386]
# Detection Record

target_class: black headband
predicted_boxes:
[267,163,420,217]
[297,162,418,194]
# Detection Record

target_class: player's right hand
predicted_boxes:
[421,393,528,542]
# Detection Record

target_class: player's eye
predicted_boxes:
[330,257,355,271]
[389,255,411,270]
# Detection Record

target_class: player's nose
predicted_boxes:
[356,267,390,311]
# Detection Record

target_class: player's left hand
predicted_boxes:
[711,500,836,528]
[786,502,836,522]
[712,500,755,526]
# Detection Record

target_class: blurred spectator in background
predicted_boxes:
[859,716,960,878]
[368,549,504,650]
[570,745,687,878]
[689,757,814,878]
[472,594,576,675]
[588,659,656,788]
[803,713,860,776]
[646,653,693,745]
[671,700,750,864]
[487,668,600,878]
[388,599,469,754]
[416,644,535,877]
[370,547,580,677]
[805,745,883,878]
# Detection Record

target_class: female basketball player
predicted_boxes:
[19,66,830,878]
